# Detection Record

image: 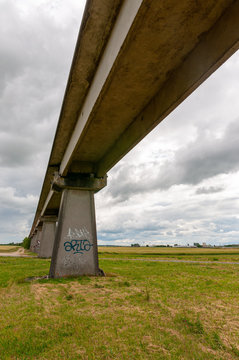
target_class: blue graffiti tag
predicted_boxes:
[64,239,93,254]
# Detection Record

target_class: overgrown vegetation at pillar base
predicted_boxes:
[0,254,238,359]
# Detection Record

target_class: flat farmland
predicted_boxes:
[0,250,238,359]
[98,246,239,263]
[0,245,20,253]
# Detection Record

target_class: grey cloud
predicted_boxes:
[0,186,37,242]
[107,118,239,201]
[202,217,239,234]
[157,119,239,189]
[0,0,85,163]
[195,186,224,195]
[0,1,86,242]
[0,0,85,139]
[97,176,239,246]
[0,135,38,166]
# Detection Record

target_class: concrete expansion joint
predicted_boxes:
[40,215,58,223]
[51,172,107,192]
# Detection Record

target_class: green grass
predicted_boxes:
[0,256,238,359]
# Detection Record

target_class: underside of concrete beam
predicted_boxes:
[95,0,239,176]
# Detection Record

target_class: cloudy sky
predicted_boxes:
[1,0,239,246]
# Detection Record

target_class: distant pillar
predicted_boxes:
[49,174,106,278]
[35,227,42,254]
[30,233,37,252]
[38,216,57,258]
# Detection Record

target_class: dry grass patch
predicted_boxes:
[0,245,20,253]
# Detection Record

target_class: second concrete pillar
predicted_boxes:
[38,217,57,258]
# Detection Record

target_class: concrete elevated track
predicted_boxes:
[29,0,239,277]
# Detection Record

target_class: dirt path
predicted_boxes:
[0,248,34,257]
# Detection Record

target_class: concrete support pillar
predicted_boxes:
[38,216,57,258]
[49,174,106,278]
[35,228,42,254]
[30,234,37,252]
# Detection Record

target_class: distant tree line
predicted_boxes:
[0,237,31,249]
[22,237,31,249]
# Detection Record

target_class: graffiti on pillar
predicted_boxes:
[63,227,93,254]
[66,227,90,240]
[64,239,93,254]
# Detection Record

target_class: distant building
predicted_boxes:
[202,242,212,248]
[194,242,200,247]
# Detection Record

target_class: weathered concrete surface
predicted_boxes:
[30,234,37,252]
[49,189,101,278]
[38,217,57,258]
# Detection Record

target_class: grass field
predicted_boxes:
[0,249,238,359]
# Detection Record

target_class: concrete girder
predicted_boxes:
[96,0,239,176]
[58,0,239,178]
[59,0,144,176]
[29,0,124,237]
